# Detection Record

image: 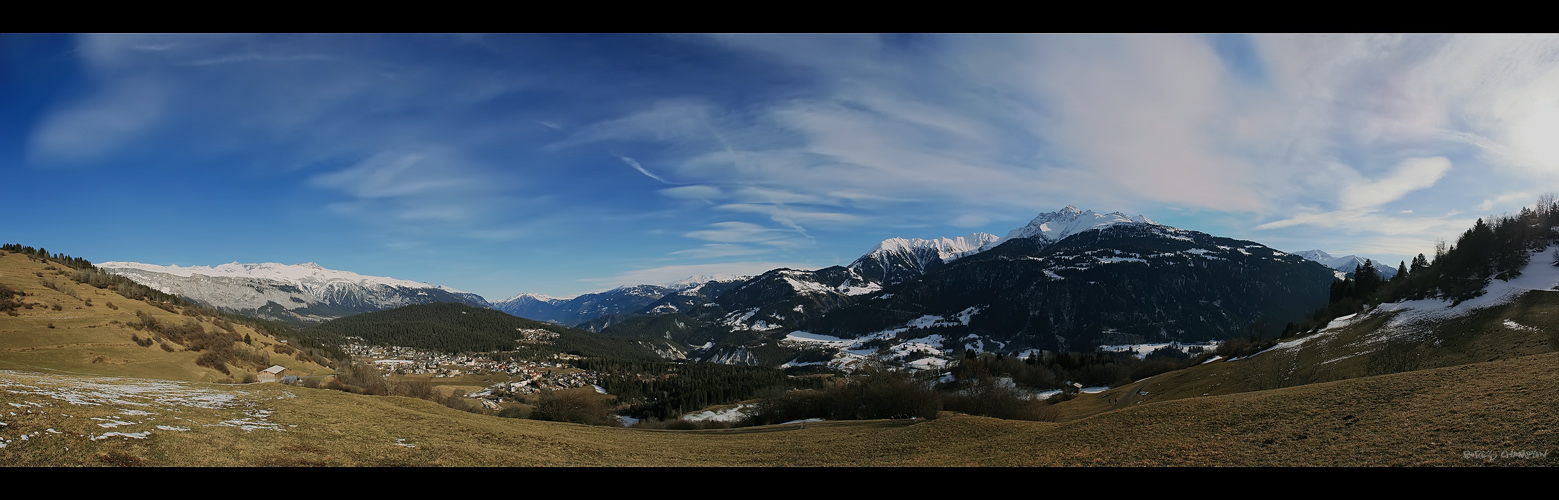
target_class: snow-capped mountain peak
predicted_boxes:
[847,232,1001,285]
[498,292,574,304]
[868,232,1001,263]
[96,261,489,322]
[664,274,750,290]
[1002,206,1159,244]
[99,261,469,294]
[1292,249,1398,280]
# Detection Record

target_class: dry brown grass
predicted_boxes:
[0,252,331,382]
[3,349,1555,466]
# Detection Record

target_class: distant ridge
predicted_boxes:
[98,261,489,323]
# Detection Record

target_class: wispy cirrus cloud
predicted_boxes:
[581,261,810,290]
[612,153,670,183]
[21,33,1559,298]
[684,221,802,247]
[27,76,166,165]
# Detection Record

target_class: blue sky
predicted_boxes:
[6,33,1559,299]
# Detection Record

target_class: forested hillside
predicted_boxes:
[297,302,666,360]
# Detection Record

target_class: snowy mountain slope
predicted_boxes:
[1293,249,1399,280]
[1001,206,1157,245]
[98,261,489,323]
[584,205,1334,366]
[845,207,1154,286]
[848,232,1000,285]
[807,221,1336,353]
[1345,243,1559,338]
[492,275,751,327]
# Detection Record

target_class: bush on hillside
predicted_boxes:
[941,377,1057,421]
[530,389,619,427]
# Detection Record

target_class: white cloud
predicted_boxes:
[547,98,720,150]
[27,77,166,165]
[951,214,990,228]
[658,185,723,200]
[583,261,813,289]
[1339,157,1452,210]
[1254,208,1475,238]
[613,153,670,183]
[306,149,512,228]
[670,243,768,259]
[1475,192,1537,213]
[684,221,799,247]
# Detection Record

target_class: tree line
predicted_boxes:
[1283,195,1559,336]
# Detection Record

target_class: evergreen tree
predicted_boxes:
[1353,260,1382,301]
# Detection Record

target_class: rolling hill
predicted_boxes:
[0,247,333,383]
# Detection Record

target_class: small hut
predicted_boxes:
[255,365,288,383]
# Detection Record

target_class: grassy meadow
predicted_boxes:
[3,348,1555,466]
[3,248,1556,466]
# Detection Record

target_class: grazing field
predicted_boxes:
[0,251,331,382]
[4,349,1555,466]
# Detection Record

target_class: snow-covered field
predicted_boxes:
[1097,342,1219,359]
[0,370,293,449]
[1373,245,1559,333]
[682,404,752,422]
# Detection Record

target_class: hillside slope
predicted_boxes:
[0,249,332,382]
[2,350,1553,466]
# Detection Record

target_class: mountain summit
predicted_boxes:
[849,232,1001,285]
[1002,206,1158,244]
[1293,249,1398,280]
[97,261,489,323]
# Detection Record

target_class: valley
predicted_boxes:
[4,205,1559,467]
[11,32,1559,468]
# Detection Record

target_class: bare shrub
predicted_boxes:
[195,351,231,375]
[392,379,434,400]
[1367,338,1423,376]
[748,389,830,426]
[332,362,389,395]
[942,377,1058,422]
[750,367,940,425]
[530,389,619,426]
[833,367,941,420]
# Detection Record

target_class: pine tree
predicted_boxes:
[1354,260,1382,301]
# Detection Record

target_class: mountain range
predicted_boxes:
[1292,249,1400,280]
[95,206,1394,369]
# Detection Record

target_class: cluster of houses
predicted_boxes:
[251,340,612,409]
[479,369,602,399]
[337,341,604,395]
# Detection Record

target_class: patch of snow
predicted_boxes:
[1374,244,1559,333]
[1504,319,1541,332]
[91,431,150,440]
[683,404,751,422]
